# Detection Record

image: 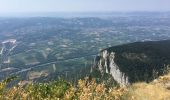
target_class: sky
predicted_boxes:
[0,0,170,13]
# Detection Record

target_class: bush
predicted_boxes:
[1,73,170,100]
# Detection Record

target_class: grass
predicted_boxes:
[0,71,170,100]
[127,72,170,100]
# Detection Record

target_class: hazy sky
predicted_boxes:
[0,0,170,13]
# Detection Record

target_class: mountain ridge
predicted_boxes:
[93,39,170,86]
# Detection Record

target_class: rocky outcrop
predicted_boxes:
[94,40,170,86]
[95,50,129,86]
[1,39,17,64]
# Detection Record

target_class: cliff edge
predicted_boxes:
[93,40,170,86]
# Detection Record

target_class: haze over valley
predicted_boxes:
[0,13,170,82]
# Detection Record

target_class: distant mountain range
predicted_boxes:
[93,39,170,86]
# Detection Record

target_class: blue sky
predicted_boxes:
[0,0,170,13]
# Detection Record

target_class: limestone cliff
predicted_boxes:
[94,40,170,86]
[95,50,129,86]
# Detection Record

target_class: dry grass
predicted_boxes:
[127,72,170,100]
[1,72,170,100]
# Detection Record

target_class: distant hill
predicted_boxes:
[93,40,170,86]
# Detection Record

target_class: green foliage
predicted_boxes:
[25,80,70,99]
[1,75,170,100]
[0,76,126,100]
[1,71,170,100]
[0,76,18,96]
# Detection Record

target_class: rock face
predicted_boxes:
[94,40,170,86]
[1,39,17,65]
[95,50,129,86]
